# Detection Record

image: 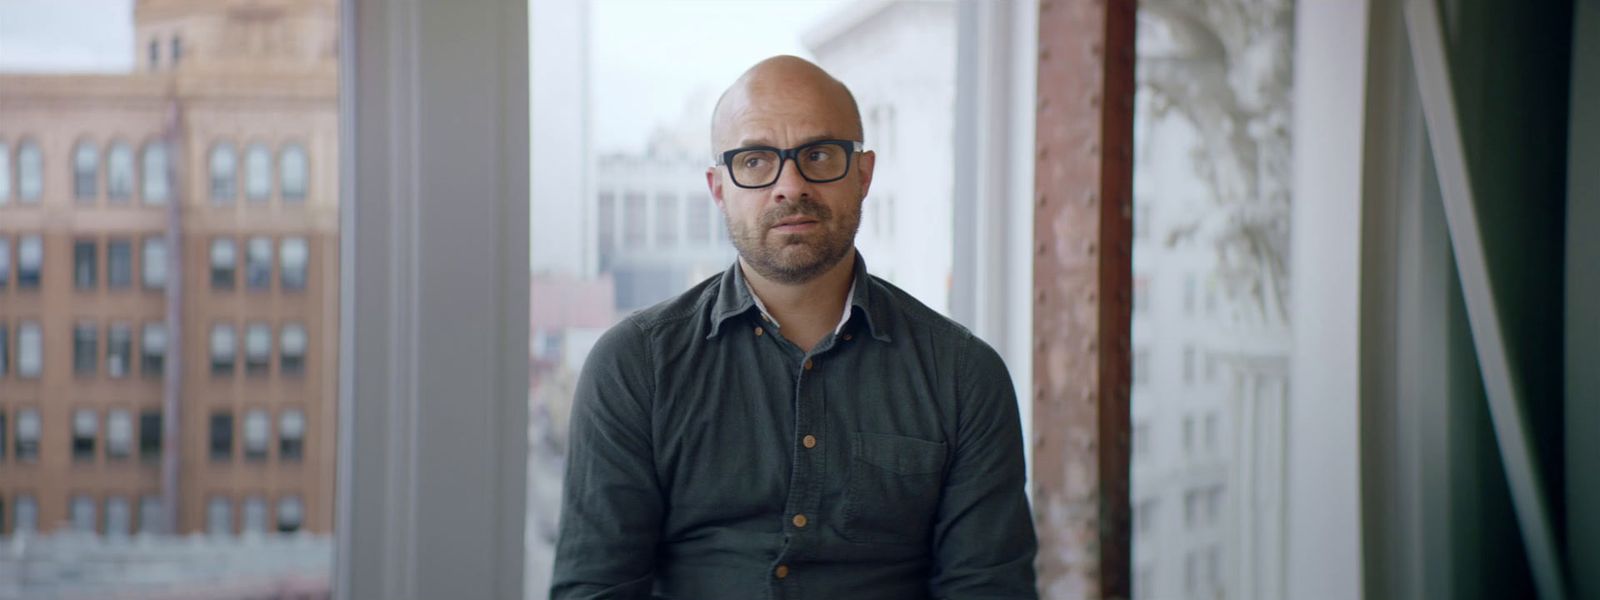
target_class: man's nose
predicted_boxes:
[769,158,812,202]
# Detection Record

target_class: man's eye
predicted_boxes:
[742,157,766,169]
[805,150,832,162]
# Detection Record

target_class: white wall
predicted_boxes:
[530,0,590,276]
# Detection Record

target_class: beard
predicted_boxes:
[725,197,861,285]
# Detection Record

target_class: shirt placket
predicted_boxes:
[766,325,840,600]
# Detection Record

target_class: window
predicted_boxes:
[279,409,305,461]
[1185,489,1201,530]
[0,324,8,377]
[245,143,272,201]
[210,142,237,202]
[210,412,234,461]
[107,141,134,201]
[1205,412,1220,452]
[0,141,10,203]
[139,410,162,461]
[141,323,166,377]
[170,36,182,66]
[210,237,236,289]
[280,323,307,375]
[74,140,99,201]
[74,239,98,290]
[280,237,308,290]
[1183,414,1195,454]
[142,236,167,289]
[276,495,304,533]
[147,38,158,70]
[623,192,647,248]
[107,409,132,459]
[245,323,271,376]
[0,412,7,462]
[243,496,268,534]
[597,191,616,252]
[246,236,272,289]
[106,496,131,537]
[18,235,41,288]
[688,194,711,244]
[280,143,308,201]
[70,495,97,533]
[15,495,38,534]
[73,409,98,461]
[210,323,236,375]
[0,234,9,288]
[139,495,163,534]
[107,323,131,378]
[74,322,98,375]
[657,194,678,247]
[18,139,41,202]
[1183,345,1196,385]
[207,496,232,536]
[108,239,132,288]
[141,141,170,204]
[18,321,41,378]
[244,409,269,461]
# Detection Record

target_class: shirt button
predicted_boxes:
[775,565,790,579]
[754,326,764,337]
[843,333,853,341]
[803,359,814,371]
[792,513,808,528]
[802,435,817,449]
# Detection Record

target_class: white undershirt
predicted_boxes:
[749,280,857,336]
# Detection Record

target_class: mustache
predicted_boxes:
[760,200,832,229]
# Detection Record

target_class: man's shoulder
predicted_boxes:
[593,273,721,353]
[866,273,976,344]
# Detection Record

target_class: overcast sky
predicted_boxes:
[0,0,847,154]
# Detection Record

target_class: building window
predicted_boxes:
[688,195,711,244]
[207,496,232,536]
[243,496,268,535]
[142,236,167,289]
[108,239,132,288]
[245,323,271,376]
[141,323,166,378]
[210,323,236,376]
[0,234,9,288]
[107,409,132,459]
[147,38,159,70]
[107,141,134,201]
[280,237,308,290]
[597,192,616,252]
[14,495,38,534]
[279,409,305,461]
[0,141,10,203]
[1183,414,1196,454]
[0,324,7,379]
[16,409,40,461]
[244,409,269,461]
[280,143,308,201]
[139,410,162,461]
[139,495,163,534]
[0,412,7,462]
[657,194,679,247]
[245,143,272,201]
[74,140,99,201]
[74,240,98,290]
[72,409,98,461]
[18,321,41,378]
[141,141,170,204]
[1205,412,1220,452]
[246,236,272,289]
[17,235,41,289]
[211,237,236,289]
[170,35,182,66]
[210,412,234,462]
[280,323,307,375]
[107,323,131,378]
[18,139,42,203]
[73,322,98,376]
[106,496,131,537]
[1183,345,1196,385]
[70,494,97,533]
[210,142,237,202]
[623,192,647,248]
[276,495,304,533]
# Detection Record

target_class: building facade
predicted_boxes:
[0,0,339,538]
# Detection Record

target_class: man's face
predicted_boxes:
[706,77,875,285]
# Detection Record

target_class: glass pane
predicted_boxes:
[0,1,341,594]
[1130,2,1296,598]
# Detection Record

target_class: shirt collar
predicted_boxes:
[706,252,891,342]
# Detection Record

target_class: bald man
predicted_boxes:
[552,56,1038,600]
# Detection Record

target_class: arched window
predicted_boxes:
[74,140,100,201]
[107,141,135,201]
[244,143,272,201]
[18,139,42,203]
[210,142,237,202]
[279,143,308,201]
[141,141,170,204]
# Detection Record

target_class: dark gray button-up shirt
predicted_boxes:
[551,254,1037,600]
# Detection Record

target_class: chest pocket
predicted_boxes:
[840,432,948,545]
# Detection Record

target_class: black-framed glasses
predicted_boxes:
[715,140,863,189]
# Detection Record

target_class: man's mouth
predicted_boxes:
[770,216,820,232]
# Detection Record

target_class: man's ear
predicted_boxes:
[855,150,877,198]
[706,166,726,210]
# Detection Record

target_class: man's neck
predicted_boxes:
[740,252,855,353]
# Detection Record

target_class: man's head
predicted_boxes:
[706,55,875,285]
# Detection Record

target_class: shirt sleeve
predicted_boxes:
[551,318,664,600]
[929,334,1040,599]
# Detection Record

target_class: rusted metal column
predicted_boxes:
[1031,0,1135,597]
